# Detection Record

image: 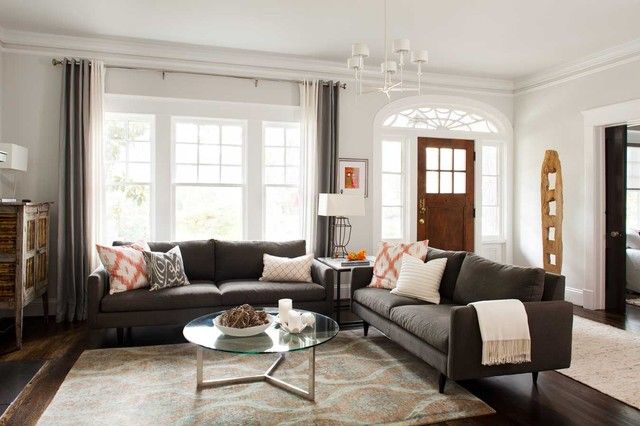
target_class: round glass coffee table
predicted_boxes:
[183,308,339,401]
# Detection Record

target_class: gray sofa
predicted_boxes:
[88,239,334,341]
[351,248,573,393]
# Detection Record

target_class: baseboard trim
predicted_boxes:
[565,287,584,306]
[0,298,56,318]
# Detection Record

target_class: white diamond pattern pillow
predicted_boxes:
[260,253,314,283]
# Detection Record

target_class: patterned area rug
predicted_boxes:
[39,330,493,425]
[559,316,640,408]
[627,292,640,307]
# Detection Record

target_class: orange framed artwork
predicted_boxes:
[338,158,368,197]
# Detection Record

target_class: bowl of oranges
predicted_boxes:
[347,249,367,261]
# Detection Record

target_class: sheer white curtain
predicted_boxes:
[86,60,104,270]
[300,80,319,254]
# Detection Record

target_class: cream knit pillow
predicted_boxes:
[390,254,447,304]
[260,253,314,283]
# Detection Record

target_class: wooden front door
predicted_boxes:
[417,138,474,251]
[605,125,627,313]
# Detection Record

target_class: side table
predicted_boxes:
[316,256,376,326]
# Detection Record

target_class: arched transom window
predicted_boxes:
[382,107,498,133]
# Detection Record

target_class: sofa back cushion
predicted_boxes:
[426,247,467,301]
[453,253,545,304]
[113,240,215,281]
[214,240,306,281]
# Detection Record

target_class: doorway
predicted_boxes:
[417,137,474,251]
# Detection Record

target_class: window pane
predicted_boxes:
[286,127,300,146]
[453,149,466,171]
[221,166,243,184]
[265,147,285,166]
[426,147,439,170]
[176,123,197,143]
[426,171,439,193]
[264,186,301,240]
[175,186,243,240]
[440,148,453,170]
[127,163,150,183]
[483,206,500,237]
[199,145,220,164]
[440,171,452,193]
[265,166,285,184]
[175,143,198,163]
[382,141,402,173]
[175,165,197,183]
[129,121,150,141]
[382,173,402,205]
[627,190,640,230]
[483,176,498,205]
[381,207,403,239]
[482,145,498,175]
[104,184,150,242]
[286,147,300,166]
[285,167,299,185]
[453,172,466,194]
[105,139,127,162]
[628,147,640,188]
[221,146,242,165]
[222,125,243,145]
[265,127,285,146]
[107,120,127,140]
[199,125,219,144]
[106,162,126,182]
[199,165,220,183]
[128,142,150,162]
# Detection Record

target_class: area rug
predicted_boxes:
[626,291,640,307]
[560,316,640,408]
[38,330,493,425]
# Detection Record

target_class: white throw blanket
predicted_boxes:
[469,299,531,366]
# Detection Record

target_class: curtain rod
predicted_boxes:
[51,59,346,89]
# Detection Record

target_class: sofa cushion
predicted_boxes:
[114,240,215,281]
[453,253,545,304]
[214,240,306,281]
[100,280,221,312]
[426,248,467,301]
[389,304,454,353]
[218,280,325,305]
[352,287,427,318]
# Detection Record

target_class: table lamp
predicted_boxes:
[318,193,365,258]
[0,143,29,202]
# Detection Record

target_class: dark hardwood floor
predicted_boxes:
[1,305,639,426]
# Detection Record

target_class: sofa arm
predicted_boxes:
[88,266,109,328]
[311,260,335,301]
[447,300,573,380]
[350,266,373,299]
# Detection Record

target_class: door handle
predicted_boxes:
[419,218,425,225]
[609,231,622,238]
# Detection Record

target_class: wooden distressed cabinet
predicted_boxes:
[0,202,52,349]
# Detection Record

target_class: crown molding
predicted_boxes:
[515,38,640,95]
[0,29,514,96]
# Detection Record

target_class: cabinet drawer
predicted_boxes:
[0,212,18,255]
[0,262,16,299]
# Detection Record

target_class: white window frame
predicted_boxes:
[261,121,304,241]
[101,112,156,243]
[380,137,407,242]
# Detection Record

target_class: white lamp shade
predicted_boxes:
[317,193,365,217]
[351,43,370,57]
[0,144,28,171]
[393,38,410,53]
[0,151,6,163]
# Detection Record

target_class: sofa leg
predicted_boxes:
[362,321,369,337]
[116,327,124,346]
[532,371,539,385]
[438,373,447,394]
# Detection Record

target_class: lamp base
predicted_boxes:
[330,216,352,258]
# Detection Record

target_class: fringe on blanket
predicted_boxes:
[481,338,531,366]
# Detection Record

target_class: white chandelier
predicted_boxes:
[347,0,428,99]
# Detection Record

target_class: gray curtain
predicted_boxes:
[56,59,91,322]
[315,81,340,257]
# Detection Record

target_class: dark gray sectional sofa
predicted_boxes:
[88,239,334,340]
[351,248,573,393]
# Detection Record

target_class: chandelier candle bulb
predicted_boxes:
[347,57,361,70]
[381,61,398,74]
[411,50,429,63]
[393,38,410,53]
[351,43,370,57]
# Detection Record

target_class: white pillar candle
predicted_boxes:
[278,299,292,322]
[393,38,410,53]
[287,310,304,331]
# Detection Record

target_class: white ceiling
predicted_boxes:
[1,0,640,80]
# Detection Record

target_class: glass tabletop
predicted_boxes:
[183,308,339,354]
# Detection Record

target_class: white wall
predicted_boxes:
[514,59,640,305]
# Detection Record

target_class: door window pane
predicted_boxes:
[382,140,402,173]
[426,171,439,193]
[483,206,500,237]
[453,149,466,171]
[440,171,453,193]
[482,176,498,205]
[440,148,453,170]
[426,147,439,170]
[482,145,498,175]
[264,187,301,241]
[382,173,402,205]
[453,172,466,194]
[174,186,243,240]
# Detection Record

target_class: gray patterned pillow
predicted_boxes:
[143,246,190,291]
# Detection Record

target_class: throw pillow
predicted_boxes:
[143,246,190,291]
[96,242,151,294]
[368,240,429,289]
[391,254,447,304]
[627,230,640,249]
[452,253,545,304]
[259,253,314,283]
